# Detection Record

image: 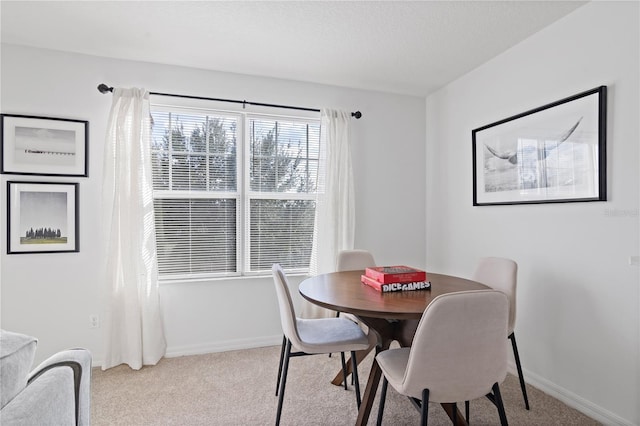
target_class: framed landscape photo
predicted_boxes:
[7,181,79,254]
[472,86,607,206]
[1,114,88,177]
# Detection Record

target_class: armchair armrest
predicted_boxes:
[2,366,75,425]
[28,348,92,426]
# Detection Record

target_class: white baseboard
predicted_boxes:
[164,335,282,358]
[508,362,635,426]
[91,335,282,368]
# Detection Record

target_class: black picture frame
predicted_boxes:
[1,114,88,177]
[472,86,607,206]
[7,181,79,254]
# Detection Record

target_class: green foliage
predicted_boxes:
[150,113,237,191]
[25,226,63,239]
[249,121,316,194]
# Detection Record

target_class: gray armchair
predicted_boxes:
[0,330,91,425]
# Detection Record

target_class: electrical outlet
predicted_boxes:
[89,315,100,329]
[629,256,640,266]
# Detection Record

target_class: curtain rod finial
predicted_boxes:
[97,84,113,94]
[352,111,362,119]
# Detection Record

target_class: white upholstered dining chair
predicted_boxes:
[272,264,372,425]
[472,256,529,411]
[375,290,510,426]
[335,249,376,322]
[336,249,376,272]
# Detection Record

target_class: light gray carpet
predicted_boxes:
[91,345,600,425]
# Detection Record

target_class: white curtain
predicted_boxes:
[101,88,166,370]
[304,109,355,318]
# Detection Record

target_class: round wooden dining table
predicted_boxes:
[299,269,489,426]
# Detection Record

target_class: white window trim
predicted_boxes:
[151,102,321,282]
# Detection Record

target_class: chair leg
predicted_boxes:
[275,339,292,426]
[350,351,361,408]
[276,336,286,396]
[420,388,430,426]
[465,400,470,423]
[340,352,348,390]
[376,377,389,426]
[328,312,339,358]
[328,311,341,358]
[492,383,508,426]
[509,333,530,410]
[452,402,457,425]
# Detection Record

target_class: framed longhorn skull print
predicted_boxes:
[472,86,606,206]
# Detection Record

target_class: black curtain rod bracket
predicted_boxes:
[97,84,361,119]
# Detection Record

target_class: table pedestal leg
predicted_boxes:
[441,403,468,426]
[331,347,372,386]
[352,318,395,426]
[355,340,388,426]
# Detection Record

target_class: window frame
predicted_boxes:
[150,102,320,282]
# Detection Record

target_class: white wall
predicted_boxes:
[0,45,426,363]
[426,2,639,425]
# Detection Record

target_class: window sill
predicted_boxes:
[159,271,310,286]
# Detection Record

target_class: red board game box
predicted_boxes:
[364,266,427,284]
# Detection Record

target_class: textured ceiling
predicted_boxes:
[0,1,586,96]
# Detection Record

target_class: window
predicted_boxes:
[150,105,320,280]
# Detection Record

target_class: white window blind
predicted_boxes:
[247,117,319,272]
[150,106,320,279]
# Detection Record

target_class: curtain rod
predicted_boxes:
[97,84,362,119]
